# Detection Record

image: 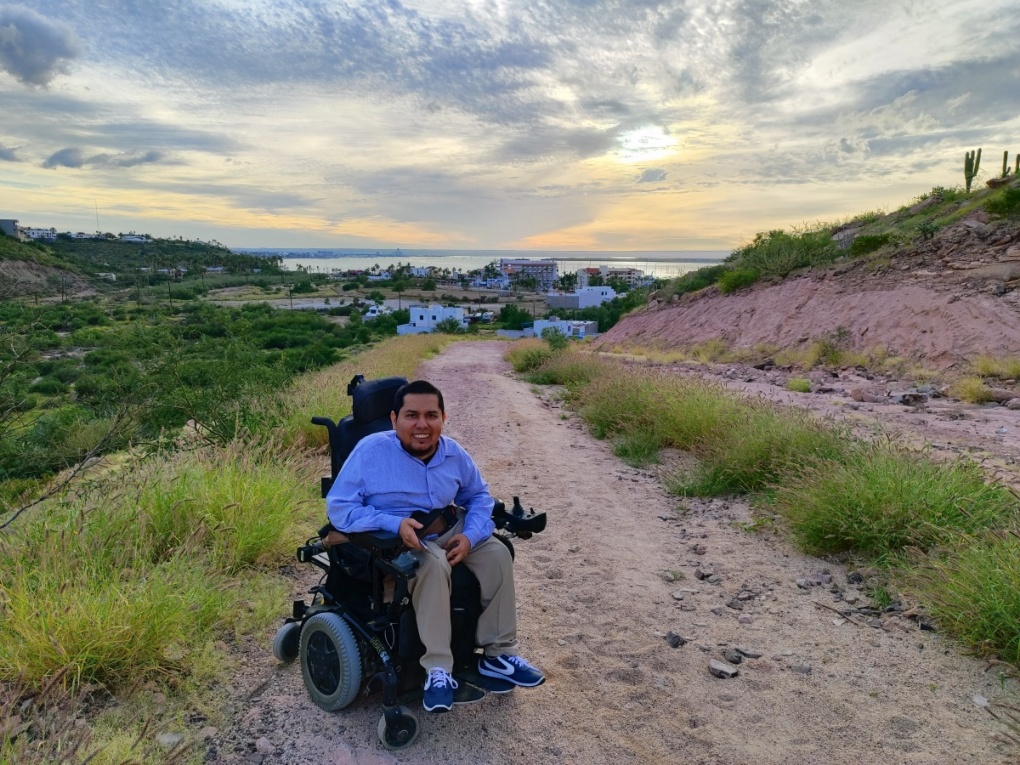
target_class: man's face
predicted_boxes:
[391,393,446,459]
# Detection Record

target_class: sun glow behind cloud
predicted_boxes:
[615,126,678,164]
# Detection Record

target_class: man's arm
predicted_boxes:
[325,441,404,536]
[452,445,495,549]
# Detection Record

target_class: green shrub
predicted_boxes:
[717,268,760,294]
[848,234,891,257]
[985,187,1020,218]
[28,376,68,395]
[505,339,554,372]
[433,317,465,334]
[786,377,811,393]
[911,527,1020,662]
[771,446,1017,559]
[666,264,728,298]
[675,404,848,496]
[541,327,569,350]
[729,228,839,278]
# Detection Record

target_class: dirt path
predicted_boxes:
[218,341,1012,764]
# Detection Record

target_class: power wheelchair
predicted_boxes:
[272,375,547,750]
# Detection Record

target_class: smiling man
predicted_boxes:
[325,379,545,713]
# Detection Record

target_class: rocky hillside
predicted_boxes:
[596,185,1020,369]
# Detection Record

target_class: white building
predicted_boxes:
[119,234,150,243]
[532,317,599,339]
[409,266,431,278]
[24,227,57,240]
[546,286,617,310]
[397,304,469,335]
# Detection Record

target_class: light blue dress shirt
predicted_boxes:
[326,430,496,549]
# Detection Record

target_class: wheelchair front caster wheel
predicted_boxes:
[272,621,300,662]
[378,706,419,750]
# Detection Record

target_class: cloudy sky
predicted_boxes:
[2,1,1018,250]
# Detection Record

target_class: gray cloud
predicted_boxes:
[42,146,168,169]
[42,146,85,168]
[0,4,81,86]
[0,144,18,161]
[637,168,667,183]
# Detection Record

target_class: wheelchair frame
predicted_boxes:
[272,375,546,750]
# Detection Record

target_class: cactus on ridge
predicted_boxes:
[965,148,982,192]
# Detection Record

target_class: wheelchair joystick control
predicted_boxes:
[511,496,525,517]
[391,551,420,578]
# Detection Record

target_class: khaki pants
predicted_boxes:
[407,517,518,673]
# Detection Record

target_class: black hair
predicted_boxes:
[392,379,445,415]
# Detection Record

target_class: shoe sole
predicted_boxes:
[477,665,546,688]
[423,702,453,713]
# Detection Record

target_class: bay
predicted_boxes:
[245,248,727,280]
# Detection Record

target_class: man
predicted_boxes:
[326,379,545,713]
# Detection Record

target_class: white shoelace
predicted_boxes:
[426,668,458,690]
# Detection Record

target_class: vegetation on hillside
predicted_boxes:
[657,177,1020,302]
[508,341,1020,668]
[0,334,446,764]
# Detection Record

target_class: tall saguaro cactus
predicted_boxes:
[965,148,982,192]
[1004,150,1011,177]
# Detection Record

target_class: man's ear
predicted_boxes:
[390,411,398,428]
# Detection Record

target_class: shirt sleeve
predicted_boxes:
[451,442,496,549]
[325,441,403,536]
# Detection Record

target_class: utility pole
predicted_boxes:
[168,281,173,310]
[288,286,293,309]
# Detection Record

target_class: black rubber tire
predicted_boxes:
[272,621,301,663]
[377,706,420,750]
[299,613,362,711]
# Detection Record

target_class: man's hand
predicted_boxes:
[443,533,471,565]
[398,517,424,550]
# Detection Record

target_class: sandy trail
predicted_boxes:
[217,341,1012,764]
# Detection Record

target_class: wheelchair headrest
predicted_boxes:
[351,376,409,425]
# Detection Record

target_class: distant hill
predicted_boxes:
[0,234,283,299]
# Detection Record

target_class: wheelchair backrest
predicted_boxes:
[316,375,408,497]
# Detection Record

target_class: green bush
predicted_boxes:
[771,446,1017,559]
[665,264,727,298]
[911,528,1020,662]
[786,378,811,393]
[848,234,891,257]
[985,187,1020,218]
[729,228,839,278]
[505,339,554,372]
[541,327,569,350]
[717,268,760,294]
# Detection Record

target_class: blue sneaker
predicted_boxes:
[423,667,456,713]
[478,654,545,687]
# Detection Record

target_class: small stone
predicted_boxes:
[735,647,762,659]
[662,571,675,582]
[736,591,755,601]
[723,649,743,664]
[868,618,883,629]
[1006,398,1020,411]
[707,575,721,584]
[796,578,809,589]
[255,738,274,755]
[710,607,725,616]
[694,569,707,580]
[672,590,685,601]
[557,639,567,646]
[692,543,707,555]
[197,726,218,740]
[157,733,184,749]
[738,615,754,625]
[726,599,744,611]
[708,659,740,679]
[665,631,687,648]
[790,665,812,675]
[680,604,696,611]
[973,694,989,707]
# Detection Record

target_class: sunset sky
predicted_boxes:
[3,1,1019,251]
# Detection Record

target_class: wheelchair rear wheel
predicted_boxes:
[299,613,362,711]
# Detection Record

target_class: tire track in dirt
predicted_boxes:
[217,341,1011,765]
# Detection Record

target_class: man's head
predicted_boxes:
[391,380,446,460]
